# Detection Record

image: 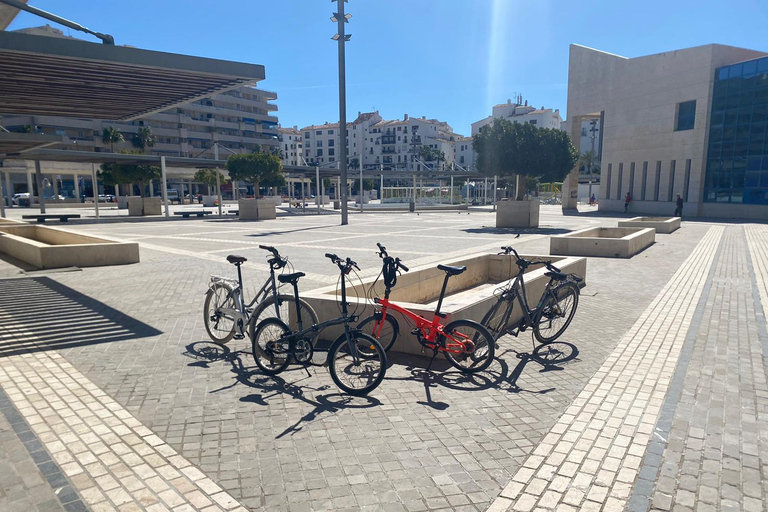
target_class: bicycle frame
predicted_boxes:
[373,298,473,355]
[491,264,563,337]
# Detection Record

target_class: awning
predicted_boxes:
[7,148,227,168]
[0,31,266,121]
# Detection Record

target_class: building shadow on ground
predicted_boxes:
[182,341,380,438]
[0,277,162,357]
[462,227,571,235]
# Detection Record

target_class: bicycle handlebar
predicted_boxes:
[260,245,279,257]
[396,258,409,272]
[499,245,561,273]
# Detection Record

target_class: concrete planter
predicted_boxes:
[304,251,587,355]
[618,216,681,234]
[127,197,162,216]
[496,199,540,228]
[202,195,217,207]
[118,196,136,209]
[551,227,655,258]
[0,224,139,269]
[238,198,276,221]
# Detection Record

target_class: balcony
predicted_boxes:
[381,135,396,145]
[381,147,396,154]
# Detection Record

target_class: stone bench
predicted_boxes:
[22,214,81,223]
[173,211,213,218]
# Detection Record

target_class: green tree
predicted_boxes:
[102,126,124,153]
[99,162,161,198]
[351,179,375,194]
[132,126,156,152]
[578,149,601,175]
[473,119,577,199]
[226,152,284,196]
[193,168,229,195]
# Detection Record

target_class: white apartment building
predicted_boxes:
[454,136,475,169]
[278,126,303,166]
[472,97,563,136]
[300,112,465,172]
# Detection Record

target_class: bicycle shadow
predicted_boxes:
[384,340,580,407]
[182,341,381,438]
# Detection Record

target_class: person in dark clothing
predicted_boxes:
[674,194,684,218]
[624,192,631,213]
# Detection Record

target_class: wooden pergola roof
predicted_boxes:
[0,31,266,121]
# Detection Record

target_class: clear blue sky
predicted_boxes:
[8,0,768,135]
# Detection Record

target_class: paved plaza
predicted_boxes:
[0,205,766,512]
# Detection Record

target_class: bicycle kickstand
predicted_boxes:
[425,349,439,372]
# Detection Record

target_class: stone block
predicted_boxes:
[618,217,681,234]
[238,198,276,221]
[496,199,540,228]
[550,227,655,258]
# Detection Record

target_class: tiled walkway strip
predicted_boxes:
[486,226,724,512]
[0,334,249,512]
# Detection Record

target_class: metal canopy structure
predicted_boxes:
[0,31,266,120]
[11,148,227,168]
[0,131,63,156]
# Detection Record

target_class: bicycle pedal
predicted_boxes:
[233,334,244,340]
[410,329,420,335]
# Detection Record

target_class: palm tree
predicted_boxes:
[132,126,156,152]
[102,126,124,153]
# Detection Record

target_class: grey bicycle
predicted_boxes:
[481,246,582,346]
[203,245,318,344]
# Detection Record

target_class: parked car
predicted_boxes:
[84,194,116,203]
[45,195,66,201]
[11,193,30,205]
[167,190,181,204]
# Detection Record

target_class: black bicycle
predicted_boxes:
[251,253,387,396]
[481,246,583,346]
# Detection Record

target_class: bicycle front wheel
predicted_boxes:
[480,297,513,341]
[203,283,236,344]
[533,283,579,343]
[252,318,292,375]
[249,294,318,340]
[442,319,495,373]
[357,313,399,352]
[328,333,387,396]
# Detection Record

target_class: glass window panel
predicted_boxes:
[732,172,745,188]
[730,189,743,203]
[747,156,762,171]
[717,67,728,80]
[761,173,768,187]
[763,156,768,170]
[734,140,749,156]
[724,108,738,126]
[719,173,731,188]
[716,190,731,202]
[712,95,727,111]
[731,63,744,78]
[745,172,760,187]
[743,60,758,76]
[710,112,725,126]
[759,58,768,72]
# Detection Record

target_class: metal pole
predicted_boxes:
[4,171,12,212]
[91,163,99,219]
[161,156,169,218]
[0,171,5,218]
[359,157,363,212]
[413,174,416,204]
[493,175,498,211]
[35,161,46,214]
[316,166,321,214]
[589,119,597,201]
[336,0,349,225]
[450,175,454,205]
[484,177,488,206]
[214,144,223,217]
[380,164,384,203]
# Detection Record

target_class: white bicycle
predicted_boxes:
[203,245,318,344]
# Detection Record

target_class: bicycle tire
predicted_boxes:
[480,297,514,341]
[441,319,495,373]
[533,283,579,344]
[203,283,237,344]
[356,313,399,352]
[249,294,319,341]
[252,318,292,375]
[327,332,387,396]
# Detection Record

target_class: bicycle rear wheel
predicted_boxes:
[328,333,387,396]
[442,319,495,373]
[356,313,399,352]
[252,318,292,375]
[533,283,579,343]
[203,283,236,344]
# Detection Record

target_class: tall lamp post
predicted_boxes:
[332,0,351,225]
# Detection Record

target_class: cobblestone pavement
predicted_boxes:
[0,207,766,512]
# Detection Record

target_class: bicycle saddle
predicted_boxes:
[544,271,568,281]
[226,255,247,264]
[437,264,466,276]
[278,272,305,284]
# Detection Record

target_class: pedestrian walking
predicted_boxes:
[674,194,684,218]
[624,192,632,213]
[589,193,596,206]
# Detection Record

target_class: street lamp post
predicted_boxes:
[332,0,352,225]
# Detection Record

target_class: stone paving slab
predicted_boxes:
[487,226,724,511]
[0,209,737,512]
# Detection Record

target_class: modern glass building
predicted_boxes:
[706,56,768,205]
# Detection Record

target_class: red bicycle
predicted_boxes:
[357,243,495,373]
